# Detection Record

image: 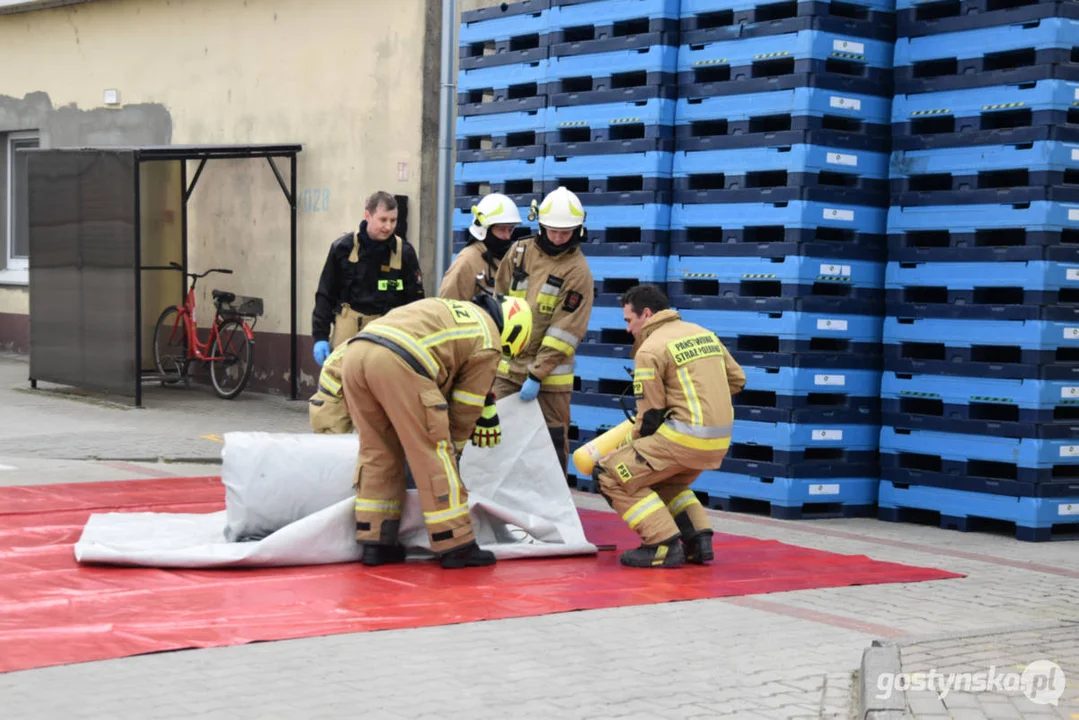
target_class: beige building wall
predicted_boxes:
[0,0,446,392]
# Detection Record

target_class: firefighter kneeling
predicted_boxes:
[594,284,746,569]
[339,292,533,569]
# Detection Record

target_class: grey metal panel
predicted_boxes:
[28,150,137,399]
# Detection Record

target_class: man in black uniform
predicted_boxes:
[312,191,425,365]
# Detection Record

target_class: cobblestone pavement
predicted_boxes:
[1,355,1077,720]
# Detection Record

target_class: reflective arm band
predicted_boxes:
[541,327,580,356]
[451,389,486,408]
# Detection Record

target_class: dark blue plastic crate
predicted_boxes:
[681,0,896,43]
[453,158,544,210]
[893,18,1079,94]
[677,31,895,99]
[897,0,1079,39]
[546,98,676,155]
[457,60,549,117]
[549,0,680,55]
[693,470,879,518]
[891,79,1079,151]
[547,45,678,106]
[580,203,671,255]
[676,90,891,152]
[542,151,673,205]
[459,1,551,71]
[456,108,546,163]
[734,364,882,424]
[878,480,1079,541]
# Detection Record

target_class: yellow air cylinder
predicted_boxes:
[572,419,635,477]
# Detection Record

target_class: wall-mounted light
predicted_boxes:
[103,89,121,107]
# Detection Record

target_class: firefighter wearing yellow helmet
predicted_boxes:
[338,293,533,569]
[439,193,525,301]
[493,186,595,476]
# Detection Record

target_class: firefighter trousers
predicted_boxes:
[331,305,377,350]
[308,391,353,434]
[595,434,718,546]
[341,340,475,554]
[492,377,571,475]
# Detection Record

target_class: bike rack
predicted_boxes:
[22,144,303,407]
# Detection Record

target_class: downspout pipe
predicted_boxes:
[434,0,457,289]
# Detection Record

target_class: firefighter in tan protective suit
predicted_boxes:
[339,293,534,569]
[594,284,746,569]
[439,193,524,301]
[493,187,594,475]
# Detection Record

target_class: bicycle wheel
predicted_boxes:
[209,319,254,399]
[152,306,190,387]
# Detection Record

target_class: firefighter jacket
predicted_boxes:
[312,221,425,343]
[353,297,502,451]
[494,236,594,393]
[631,309,747,466]
[438,242,497,301]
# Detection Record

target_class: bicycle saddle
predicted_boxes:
[212,290,236,304]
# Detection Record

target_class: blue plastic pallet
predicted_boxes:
[452,202,536,234]
[879,370,1079,437]
[724,443,880,479]
[894,18,1079,94]
[885,260,1079,321]
[456,108,547,163]
[897,0,1079,39]
[890,141,1079,206]
[736,419,881,450]
[877,480,1079,541]
[883,315,1079,375]
[680,0,896,44]
[734,364,882,424]
[547,45,678,106]
[459,1,551,71]
[881,426,1079,488]
[542,151,673,205]
[676,89,891,152]
[546,98,676,156]
[590,254,668,285]
[549,0,680,56]
[892,80,1079,152]
[453,158,544,210]
[457,59,550,117]
[673,145,889,205]
[671,201,886,261]
[579,203,672,255]
[692,470,879,518]
[886,202,1079,253]
[677,31,895,99]
[667,255,885,312]
[883,466,1079,499]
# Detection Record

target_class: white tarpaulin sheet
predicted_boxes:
[74,397,597,567]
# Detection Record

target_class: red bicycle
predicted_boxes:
[152,261,262,399]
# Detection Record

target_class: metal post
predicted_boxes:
[290,153,299,401]
[434,0,457,286]
[134,159,143,408]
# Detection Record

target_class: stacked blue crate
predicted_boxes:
[668,0,896,518]
[455,1,552,251]
[880,3,1079,540]
[540,0,683,480]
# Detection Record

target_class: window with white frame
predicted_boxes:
[5,131,39,275]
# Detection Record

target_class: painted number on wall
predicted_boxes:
[301,188,331,213]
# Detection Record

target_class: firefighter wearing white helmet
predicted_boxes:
[493,186,595,476]
[439,193,525,301]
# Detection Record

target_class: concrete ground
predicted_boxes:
[0,354,1076,720]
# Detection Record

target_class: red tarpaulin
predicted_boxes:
[0,477,962,673]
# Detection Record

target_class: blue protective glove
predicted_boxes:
[519,376,541,402]
[313,340,331,366]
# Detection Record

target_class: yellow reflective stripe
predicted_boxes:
[668,490,701,517]
[451,389,486,407]
[454,439,467,452]
[498,359,510,374]
[424,504,471,524]
[355,498,402,515]
[435,439,463,508]
[423,326,486,349]
[634,368,656,381]
[318,371,342,396]
[677,367,703,425]
[545,326,580,349]
[509,288,527,299]
[657,422,732,451]
[363,326,439,377]
[623,493,665,529]
[541,334,577,356]
[540,373,574,387]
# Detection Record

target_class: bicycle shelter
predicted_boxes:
[22,144,303,407]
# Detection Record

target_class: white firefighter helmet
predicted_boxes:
[530,186,586,230]
[468,193,522,241]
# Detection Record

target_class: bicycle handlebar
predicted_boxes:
[162,261,233,278]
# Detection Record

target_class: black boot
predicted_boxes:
[620,536,685,569]
[361,543,407,566]
[675,513,715,565]
[440,541,496,569]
